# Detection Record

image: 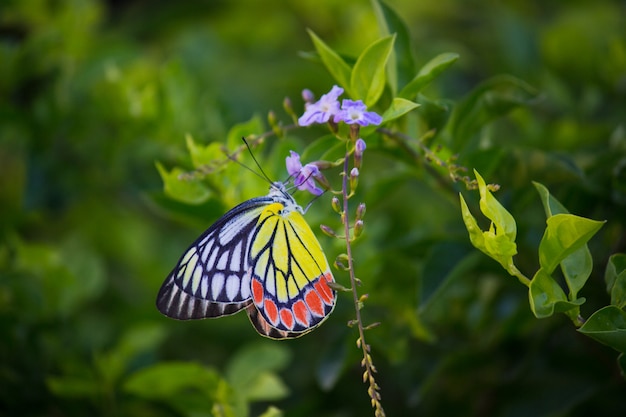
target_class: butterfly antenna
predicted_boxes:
[224,138,273,184]
[242,137,274,184]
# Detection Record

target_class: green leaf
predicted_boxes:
[619,353,626,379]
[46,376,99,398]
[15,238,106,317]
[538,213,605,275]
[449,75,539,150]
[529,268,585,319]
[371,0,415,95]
[560,246,593,300]
[186,134,227,170]
[419,244,481,319]
[214,379,246,417]
[459,193,487,254]
[245,372,289,401]
[225,343,291,401]
[124,362,237,417]
[579,306,626,353]
[381,97,420,122]
[96,323,167,385]
[360,97,419,137]
[459,189,517,274]
[533,181,569,217]
[124,362,220,399]
[316,335,348,390]
[144,190,225,225]
[156,161,211,204]
[259,406,284,417]
[462,170,518,274]
[226,115,265,151]
[606,254,626,308]
[301,134,344,163]
[533,181,593,299]
[398,52,460,99]
[350,34,395,107]
[476,170,516,241]
[307,29,352,91]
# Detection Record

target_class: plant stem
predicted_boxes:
[341,153,385,417]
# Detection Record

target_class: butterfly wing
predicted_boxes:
[246,202,336,339]
[156,197,272,320]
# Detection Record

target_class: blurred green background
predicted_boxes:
[1,0,626,416]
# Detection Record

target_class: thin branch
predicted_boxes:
[341,152,385,417]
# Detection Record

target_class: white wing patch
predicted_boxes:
[225,274,240,301]
[211,272,225,299]
[158,198,270,315]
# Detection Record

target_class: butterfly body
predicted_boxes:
[157,182,336,339]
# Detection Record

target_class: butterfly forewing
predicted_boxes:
[156,197,271,320]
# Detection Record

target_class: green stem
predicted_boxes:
[508,264,531,287]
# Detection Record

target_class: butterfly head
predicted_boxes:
[268,182,303,215]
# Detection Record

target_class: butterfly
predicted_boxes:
[156,181,336,339]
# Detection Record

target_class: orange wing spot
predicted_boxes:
[305,290,324,317]
[314,277,334,305]
[279,308,295,330]
[264,299,279,325]
[292,300,310,327]
[252,278,264,306]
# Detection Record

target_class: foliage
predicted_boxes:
[2,0,626,416]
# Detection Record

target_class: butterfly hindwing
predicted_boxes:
[156,196,272,320]
[247,202,336,338]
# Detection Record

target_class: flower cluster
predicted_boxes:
[298,85,383,127]
[287,86,382,195]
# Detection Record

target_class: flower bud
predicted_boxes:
[354,138,366,169]
[320,224,336,237]
[311,160,334,170]
[331,196,341,213]
[301,88,315,104]
[312,169,331,191]
[356,138,367,153]
[354,219,364,238]
[349,167,359,192]
[268,111,282,137]
[356,202,366,220]
[283,96,295,118]
[268,110,278,127]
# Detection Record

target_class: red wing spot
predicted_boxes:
[280,308,295,330]
[305,290,324,316]
[314,278,334,305]
[292,300,310,327]
[264,299,279,325]
[252,278,264,305]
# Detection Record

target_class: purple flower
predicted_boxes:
[333,99,383,126]
[298,85,344,126]
[285,151,324,195]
